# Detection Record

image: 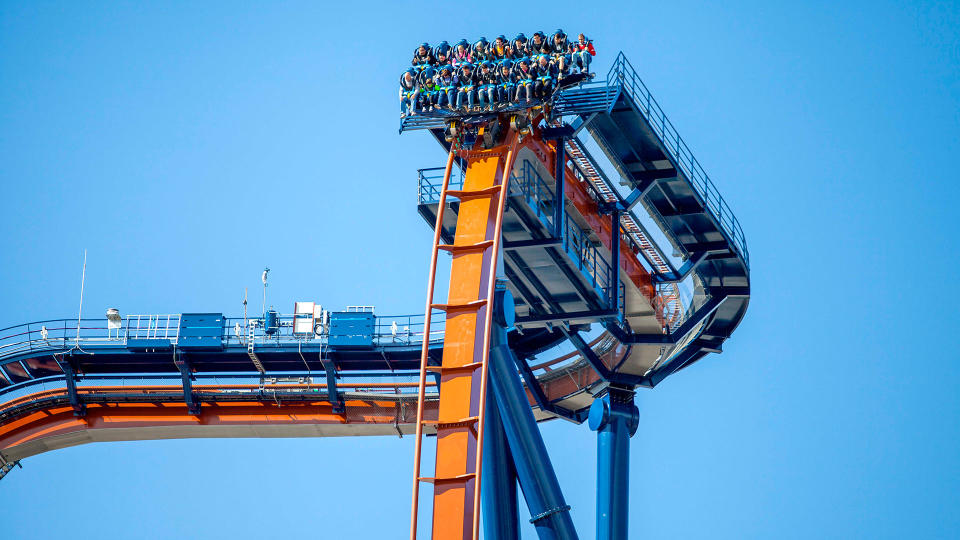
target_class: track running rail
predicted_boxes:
[410,131,520,540]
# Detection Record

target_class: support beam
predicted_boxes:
[503,237,562,251]
[610,209,621,309]
[56,355,85,416]
[515,309,619,326]
[174,354,200,415]
[622,180,659,211]
[482,381,520,540]
[633,168,677,182]
[561,329,613,380]
[653,251,708,283]
[554,137,566,238]
[679,240,730,254]
[569,114,597,137]
[0,452,23,482]
[322,359,345,414]
[490,287,579,539]
[588,388,639,540]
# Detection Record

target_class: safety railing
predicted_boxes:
[606,53,750,269]
[419,160,616,303]
[125,314,181,340]
[220,313,447,348]
[0,312,447,371]
[0,318,137,363]
[417,166,464,204]
[509,159,615,301]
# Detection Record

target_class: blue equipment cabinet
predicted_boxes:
[177,313,225,350]
[328,311,375,347]
[264,309,279,335]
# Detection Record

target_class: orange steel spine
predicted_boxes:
[410,148,457,540]
[409,130,519,540]
[469,132,518,540]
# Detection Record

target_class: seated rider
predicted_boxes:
[456,63,477,110]
[434,65,458,110]
[452,39,472,67]
[491,35,509,61]
[514,56,536,103]
[534,54,559,99]
[512,33,529,57]
[496,60,516,108]
[549,29,570,74]
[529,31,550,55]
[418,67,438,111]
[473,37,491,63]
[476,60,499,111]
[434,41,452,67]
[412,42,434,67]
[399,67,419,116]
[572,33,596,74]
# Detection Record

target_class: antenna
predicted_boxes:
[76,249,87,347]
[261,267,270,319]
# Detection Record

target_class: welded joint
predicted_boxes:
[529,504,572,524]
[588,388,639,436]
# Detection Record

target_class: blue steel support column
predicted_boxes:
[482,380,520,539]
[554,137,566,238]
[588,388,639,540]
[490,284,579,540]
[57,355,85,416]
[610,209,621,310]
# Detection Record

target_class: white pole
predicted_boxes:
[76,249,87,346]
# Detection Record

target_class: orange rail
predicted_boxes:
[0,386,440,461]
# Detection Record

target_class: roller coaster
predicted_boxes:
[0,53,750,539]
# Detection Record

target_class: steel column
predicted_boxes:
[482,381,520,539]
[490,287,578,540]
[174,354,200,415]
[588,388,639,540]
[610,209,621,309]
[554,138,566,238]
[57,355,85,416]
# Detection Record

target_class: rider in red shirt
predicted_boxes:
[572,33,596,75]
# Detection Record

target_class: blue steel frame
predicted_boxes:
[420,159,618,306]
[411,51,752,538]
[1,52,752,540]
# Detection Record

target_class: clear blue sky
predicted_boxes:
[2,1,959,538]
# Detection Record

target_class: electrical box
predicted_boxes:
[178,313,224,350]
[294,301,316,336]
[328,311,375,347]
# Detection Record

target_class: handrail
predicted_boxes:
[0,313,448,369]
[605,52,750,269]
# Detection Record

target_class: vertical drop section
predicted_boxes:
[411,132,519,540]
